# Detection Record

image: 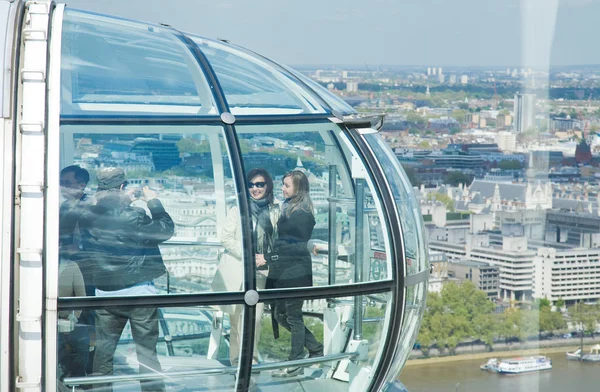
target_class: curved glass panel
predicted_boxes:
[56,305,237,390]
[57,124,242,296]
[284,66,358,116]
[364,133,429,277]
[57,291,392,391]
[390,282,427,381]
[255,291,393,391]
[235,122,394,290]
[191,37,328,115]
[61,10,217,116]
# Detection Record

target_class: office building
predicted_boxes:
[346,81,358,92]
[495,131,517,152]
[448,260,499,299]
[513,93,536,133]
[533,247,600,304]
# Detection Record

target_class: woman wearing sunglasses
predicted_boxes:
[212,168,281,367]
[268,170,324,378]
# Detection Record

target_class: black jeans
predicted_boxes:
[93,307,165,392]
[274,299,323,361]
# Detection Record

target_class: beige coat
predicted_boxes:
[211,202,280,310]
[58,260,85,319]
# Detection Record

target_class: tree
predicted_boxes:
[498,160,522,170]
[417,282,496,355]
[539,307,566,335]
[571,302,600,338]
[427,193,455,212]
[444,171,474,186]
[406,112,426,125]
[473,314,497,350]
[402,165,420,187]
[499,308,537,343]
[176,138,210,154]
[451,110,467,124]
[441,282,494,321]
[499,308,521,343]
[534,298,551,310]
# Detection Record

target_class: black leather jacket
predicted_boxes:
[79,193,174,291]
[266,207,315,289]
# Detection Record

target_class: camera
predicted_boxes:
[133,188,143,198]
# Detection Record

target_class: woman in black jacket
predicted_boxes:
[268,170,324,377]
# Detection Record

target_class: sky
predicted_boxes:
[62,0,600,68]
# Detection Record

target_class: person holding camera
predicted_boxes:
[79,167,174,392]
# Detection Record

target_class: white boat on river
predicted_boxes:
[566,344,600,362]
[481,356,552,374]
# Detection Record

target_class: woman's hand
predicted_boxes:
[255,254,267,268]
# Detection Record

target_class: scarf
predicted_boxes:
[250,198,273,254]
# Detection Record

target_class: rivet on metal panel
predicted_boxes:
[244,290,259,306]
[220,112,236,125]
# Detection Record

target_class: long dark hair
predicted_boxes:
[246,168,274,205]
[283,170,313,217]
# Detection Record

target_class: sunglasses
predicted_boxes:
[248,181,266,189]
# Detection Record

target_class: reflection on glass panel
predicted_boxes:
[364,133,429,276]
[255,292,391,391]
[58,125,240,297]
[236,124,393,289]
[192,37,328,115]
[57,305,237,391]
[58,292,393,391]
[61,10,217,116]
[284,66,358,116]
[395,283,427,376]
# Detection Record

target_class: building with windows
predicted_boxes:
[447,259,499,299]
[430,235,535,302]
[513,93,536,133]
[495,131,517,152]
[533,247,600,304]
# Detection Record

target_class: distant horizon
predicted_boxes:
[290,64,600,70]
[63,0,600,68]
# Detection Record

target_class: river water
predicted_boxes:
[400,353,599,392]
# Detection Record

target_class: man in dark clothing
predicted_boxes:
[59,165,90,255]
[79,167,174,392]
[58,165,92,378]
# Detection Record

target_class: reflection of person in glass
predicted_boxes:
[79,168,174,392]
[58,165,92,377]
[212,168,281,366]
[57,240,87,380]
[268,170,323,377]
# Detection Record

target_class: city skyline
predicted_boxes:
[64,0,600,68]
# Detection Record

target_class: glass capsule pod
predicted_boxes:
[0,2,428,391]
